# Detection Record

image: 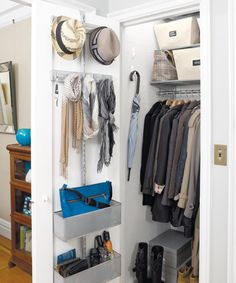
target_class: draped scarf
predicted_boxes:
[60,73,83,177]
[97,79,118,172]
[82,74,99,139]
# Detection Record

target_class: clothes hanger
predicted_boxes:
[166,99,173,106]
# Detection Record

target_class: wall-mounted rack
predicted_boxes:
[54,200,121,241]
[54,251,121,283]
[51,70,112,84]
[52,67,121,282]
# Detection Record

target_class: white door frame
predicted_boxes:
[108,1,212,282]
[227,0,236,282]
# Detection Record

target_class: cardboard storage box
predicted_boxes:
[173,47,200,80]
[154,17,200,50]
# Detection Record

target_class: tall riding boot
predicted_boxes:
[133,242,148,283]
[151,245,164,283]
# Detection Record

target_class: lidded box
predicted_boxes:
[149,229,192,269]
[153,17,200,50]
[173,47,200,80]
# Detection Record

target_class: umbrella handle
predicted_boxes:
[127,168,131,181]
[129,70,140,95]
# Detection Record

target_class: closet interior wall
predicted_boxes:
[51,8,120,283]
[121,20,169,283]
[121,16,200,283]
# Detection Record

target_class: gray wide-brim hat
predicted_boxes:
[51,16,86,60]
[89,27,120,65]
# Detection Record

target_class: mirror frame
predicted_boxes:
[0,61,17,134]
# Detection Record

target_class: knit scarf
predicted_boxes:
[97,79,118,172]
[82,75,99,139]
[60,73,83,177]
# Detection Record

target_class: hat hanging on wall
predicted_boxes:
[89,27,120,65]
[51,16,86,60]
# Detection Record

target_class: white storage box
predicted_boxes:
[173,47,200,80]
[154,17,200,50]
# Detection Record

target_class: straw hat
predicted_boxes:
[89,27,120,65]
[51,16,86,60]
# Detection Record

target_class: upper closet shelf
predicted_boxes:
[151,80,200,87]
[159,43,200,52]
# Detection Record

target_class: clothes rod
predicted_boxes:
[157,89,200,95]
[51,70,112,83]
[157,89,200,100]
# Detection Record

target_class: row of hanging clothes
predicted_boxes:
[52,71,118,177]
[140,97,200,238]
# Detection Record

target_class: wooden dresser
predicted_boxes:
[7,144,32,274]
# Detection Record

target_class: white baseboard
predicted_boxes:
[0,218,11,239]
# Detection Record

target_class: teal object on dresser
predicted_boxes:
[16,128,31,146]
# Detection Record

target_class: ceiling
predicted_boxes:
[0,0,20,14]
[0,0,31,28]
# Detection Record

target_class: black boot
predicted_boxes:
[151,245,164,283]
[133,242,148,283]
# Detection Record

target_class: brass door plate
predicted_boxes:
[214,144,227,166]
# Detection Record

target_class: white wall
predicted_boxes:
[78,0,109,15]
[120,21,170,283]
[0,18,31,224]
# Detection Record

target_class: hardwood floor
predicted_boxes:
[0,235,32,283]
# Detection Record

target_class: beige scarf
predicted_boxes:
[60,73,83,177]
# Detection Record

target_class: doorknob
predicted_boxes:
[42,195,49,203]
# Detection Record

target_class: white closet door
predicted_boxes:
[31,1,120,283]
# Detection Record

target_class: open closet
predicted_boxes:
[31,0,233,282]
[120,9,201,283]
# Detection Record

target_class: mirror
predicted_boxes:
[0,61,17,134]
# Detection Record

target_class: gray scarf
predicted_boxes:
[97,79,118,172]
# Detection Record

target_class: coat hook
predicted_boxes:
[54,74,59,107]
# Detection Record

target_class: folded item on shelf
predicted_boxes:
[57,249,76,265]
[59,181,112,218]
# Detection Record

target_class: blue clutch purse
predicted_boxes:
[59,181,112,218]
